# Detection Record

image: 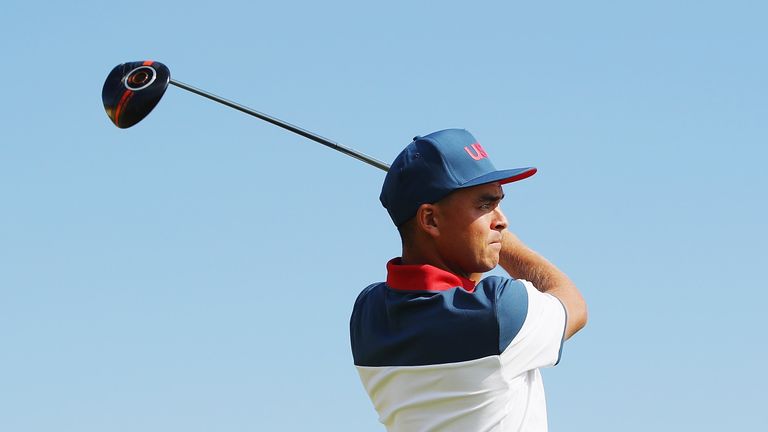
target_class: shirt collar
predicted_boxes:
[385,258,476,293]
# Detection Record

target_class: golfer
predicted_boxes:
[350,129,587,431]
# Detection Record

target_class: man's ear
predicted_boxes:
[415,203,440,238]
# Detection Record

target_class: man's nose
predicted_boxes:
[493,207,508,231]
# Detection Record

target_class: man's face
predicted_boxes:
[432,182,508,277]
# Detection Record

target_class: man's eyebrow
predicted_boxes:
[478,192,505,202]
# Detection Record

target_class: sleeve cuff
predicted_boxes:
[552,295,568,366]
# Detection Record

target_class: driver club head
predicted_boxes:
[102,61,170,128]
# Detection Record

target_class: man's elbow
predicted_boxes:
[574,300,588,332]
[565,297,588,339]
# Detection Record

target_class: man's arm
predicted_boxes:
[498,230,587,340]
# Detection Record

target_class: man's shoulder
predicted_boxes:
[477,275,528,300]
[353,281,386,307]
[350,275,534,367]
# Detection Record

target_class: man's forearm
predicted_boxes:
[499,230,587,339]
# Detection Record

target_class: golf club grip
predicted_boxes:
[169,79,390,172]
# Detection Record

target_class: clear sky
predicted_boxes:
[1,1,766,430]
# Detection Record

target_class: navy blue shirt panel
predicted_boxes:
[351,276,529,367]
[495,277,529,353]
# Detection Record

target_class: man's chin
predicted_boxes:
[475,260,498,274]
[459,256,499,279]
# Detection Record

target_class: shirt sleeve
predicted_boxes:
[497,279,567,376]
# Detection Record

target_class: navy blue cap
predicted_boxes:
[380,129,537,226]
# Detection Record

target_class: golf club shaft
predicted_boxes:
[169,79,390,172]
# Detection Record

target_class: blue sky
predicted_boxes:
[1,1,766,430]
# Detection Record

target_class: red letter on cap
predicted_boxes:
[464,143,489,160]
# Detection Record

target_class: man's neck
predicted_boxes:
[400,249,483,283]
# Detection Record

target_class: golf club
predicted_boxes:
[102,60,390,171]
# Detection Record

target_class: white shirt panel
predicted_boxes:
[356,354,550,432]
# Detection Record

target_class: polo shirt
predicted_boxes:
[350,258,567,432]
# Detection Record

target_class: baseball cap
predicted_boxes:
[380,128,537,226]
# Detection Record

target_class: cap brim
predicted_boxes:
[461,167,537,188]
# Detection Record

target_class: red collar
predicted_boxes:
[385,258,476,293]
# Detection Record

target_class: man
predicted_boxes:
[350,129,587,431]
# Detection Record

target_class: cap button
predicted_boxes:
[412,136,421,141]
